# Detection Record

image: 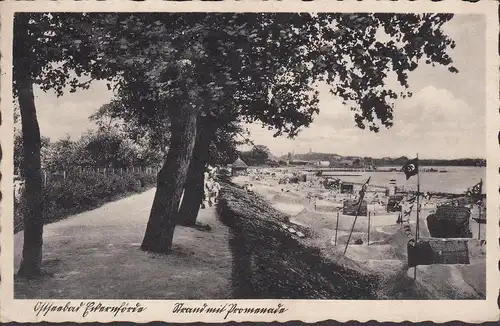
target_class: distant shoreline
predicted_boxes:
[277,153,486,168]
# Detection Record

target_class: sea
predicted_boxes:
[319,166,486,195]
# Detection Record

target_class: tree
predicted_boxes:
[98,97,243,228]
[177,120,243,227]
[240,145,272,166]
[139,14,454,252]
[88,13,458,254]
[14,14,46,276]
[14,132,51,176]
[43,136,76,172]
[13,13,131,276]
[15,12,458,272]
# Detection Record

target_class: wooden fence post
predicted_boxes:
[367,211,371,246]
[334,210,339,246]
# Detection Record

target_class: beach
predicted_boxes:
[232,166,486,299]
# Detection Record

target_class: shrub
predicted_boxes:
[14,171,156,233]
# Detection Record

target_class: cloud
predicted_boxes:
[34,80,114,140]
[393,85,483,133]
[244,85,485,159]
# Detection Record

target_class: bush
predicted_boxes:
[14,171,156,233]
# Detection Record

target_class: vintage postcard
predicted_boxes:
[1,0,499,323]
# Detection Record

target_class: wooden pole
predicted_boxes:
[43,170,47,187]
[477,179,482,240]
[367,211,371,246]
[334,210,339,246]
[344,177,371,255]
[478,209,481,240]
[414,154,420,280]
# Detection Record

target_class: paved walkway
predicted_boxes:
[14,188,233,299]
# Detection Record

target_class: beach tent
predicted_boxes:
[343,199,368,216]
[341,182,354,194]
[231,157,248,176]
[426,205,472,238]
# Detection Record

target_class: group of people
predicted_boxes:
[201,166,221,209]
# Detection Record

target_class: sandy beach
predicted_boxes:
[233,168,486,299]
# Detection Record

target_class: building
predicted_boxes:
[337,159,354,167]
[318,161,330,167]
[231,157,248,176]
[289,160,309,166]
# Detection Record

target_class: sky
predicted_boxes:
[29,14,486,160]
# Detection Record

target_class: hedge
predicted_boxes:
[216,182,379,299]
[14,171,156,233]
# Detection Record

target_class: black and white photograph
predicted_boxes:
[1,0,498,323]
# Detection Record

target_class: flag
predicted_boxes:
[465,180,482,201]
[360,177,370,194]
[353,177,371,205]
[402,158,419,180]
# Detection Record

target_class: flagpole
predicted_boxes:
[343,177,371,255]
[478,178,483,240]
[414,154,420,280]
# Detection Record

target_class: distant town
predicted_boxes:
[239,147,486,170]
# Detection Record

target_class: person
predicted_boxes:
[212,181,221,202]
[396,212,402,224]
[247,184,254,194]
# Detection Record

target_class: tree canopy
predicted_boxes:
[18,13,456,138]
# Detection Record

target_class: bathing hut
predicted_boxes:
[387,194,404,212]
[231,157,248,176]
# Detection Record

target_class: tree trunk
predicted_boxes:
[16,46,44,276]
[140,108,198,253]
[177,165,205,226]
[177,129,210,226]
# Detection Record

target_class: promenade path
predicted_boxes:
[14,188,233,299]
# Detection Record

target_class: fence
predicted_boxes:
[39,166,160,187]
[14,166,159,234]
